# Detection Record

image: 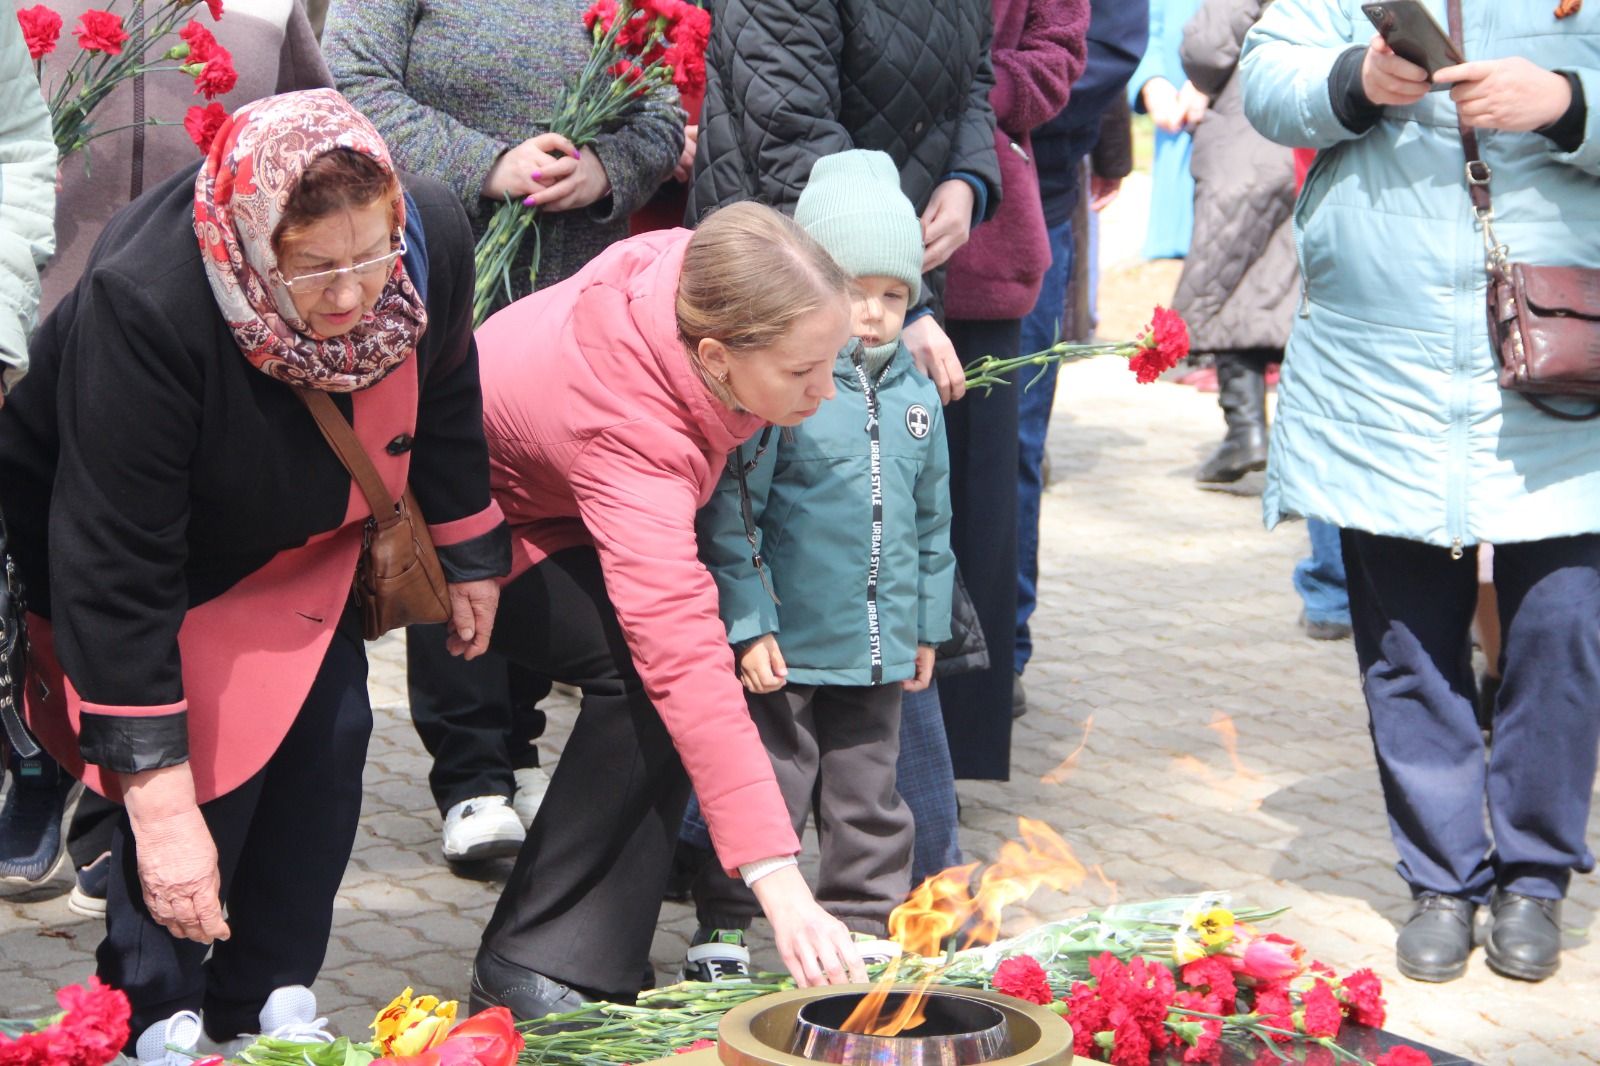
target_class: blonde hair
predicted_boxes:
[677,201,852,358]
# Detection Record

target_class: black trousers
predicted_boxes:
[480,548,688,1000]
[1344,529,1600,903]
[99,626,371,1045]
[939,317,1022,780]
[406,623,551,815]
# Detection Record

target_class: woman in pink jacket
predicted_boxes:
[468,202,868,1013]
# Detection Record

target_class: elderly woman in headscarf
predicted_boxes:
[0,88,507,1062]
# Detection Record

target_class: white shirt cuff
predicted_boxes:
[739,855,799,887]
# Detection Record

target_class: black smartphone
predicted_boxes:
[1361,1,1465,92]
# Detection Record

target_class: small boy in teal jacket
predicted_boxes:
[686,150,956,977]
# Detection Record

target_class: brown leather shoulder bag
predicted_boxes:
[297,389,451,639]
[1448,0,1600,419]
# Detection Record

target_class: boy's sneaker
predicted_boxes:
[442,795,525,862]
[511,766,552,829]
[850,933,903,968]
[682,928,752,982]
[67,850,112,918]
[204,985,334,1057]
[134,1009,203,1066]
[0,759,81,884]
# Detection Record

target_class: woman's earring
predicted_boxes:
[717,371,730,383]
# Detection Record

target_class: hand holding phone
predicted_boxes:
[1362,1,1463,92]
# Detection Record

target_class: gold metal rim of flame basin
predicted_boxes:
[715,984,1074,1066]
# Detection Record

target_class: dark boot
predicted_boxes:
[1195,356,1268,484]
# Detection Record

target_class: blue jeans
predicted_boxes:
[678,685,961,885]
[1016,218,1074,674]
[1293,518,1350,625]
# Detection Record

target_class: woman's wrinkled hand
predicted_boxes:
[122,764,230,945]
[750,864,868,987]
[920,178,975,273]
[1361,34,1431,107]
[481,132,583,203]
[1141,77,1184,133]
[1177,81,1210,128]
[902,315,967,406]
[524,147,612,213]
[1435,57,1573,132]
[738,634,788,693]
[446,578,500,659]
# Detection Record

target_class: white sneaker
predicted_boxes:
[203,984,334,1057]
[135,1009,202,1066]
[512,766,552,829]
[442,795,525,862]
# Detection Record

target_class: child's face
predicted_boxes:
[850,275,911,348]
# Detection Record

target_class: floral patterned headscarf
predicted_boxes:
[193,89,427,392]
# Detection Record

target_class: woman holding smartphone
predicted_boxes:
[1241,0,1600,985]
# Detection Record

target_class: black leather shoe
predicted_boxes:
[1486,890,1562,982]
[1396,893,1476,982]
[469,947,595,1022]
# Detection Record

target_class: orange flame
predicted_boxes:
[1041,715,1095,784]
[837,968,940,1036]
[888,818,1088,957]
[1090,863,1119,905]
[1206,712,1259,780]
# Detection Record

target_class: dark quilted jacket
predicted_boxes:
[686,0,1003,319]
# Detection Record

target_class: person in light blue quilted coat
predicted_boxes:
[1241,0,1600,985]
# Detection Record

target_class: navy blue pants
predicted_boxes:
[1343,529,1600,902]
[100,626,371,1045]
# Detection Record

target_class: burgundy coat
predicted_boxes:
[945,0,1089,322]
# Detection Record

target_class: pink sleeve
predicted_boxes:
[569,423,800,874]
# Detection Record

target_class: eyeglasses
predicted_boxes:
[276,239,406,295]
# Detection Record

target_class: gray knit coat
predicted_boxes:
[324,0,686,295]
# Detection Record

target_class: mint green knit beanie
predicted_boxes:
[795,150,923,305]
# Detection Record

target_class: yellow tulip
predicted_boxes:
[1171,929,1208,966]
[1195,907,1236,947]
[371,987,459,1055]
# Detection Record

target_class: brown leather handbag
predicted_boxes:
[1448,0,1600,419]
[297,389,451,638]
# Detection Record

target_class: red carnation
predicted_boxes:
[192,46,237,99]
[663,39,706,96]
[179,19,219,60]
[1250,983,1295,1042]
[72,9,129,54]
[184,102,228,153]
[1107,1016,1151,1066]
[205,0,224,20]
[1337,968,1386,1029]
[607,59,649,97]
[1373,1050,1432,1066]
[16,6,63,60]
[668,1,710,51]
[1299,980,1342,1039]
[1172,991,1223,1065]
[1178,955,1238,1016]
[991,955,1053,1006]
[583,0,619,36]
[1127,305,1190,384]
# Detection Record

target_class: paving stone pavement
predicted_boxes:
[3,355,1597,1064]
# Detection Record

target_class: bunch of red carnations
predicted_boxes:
[0,977,131,1066]
[14,0,236,161]
[988,939,1427,1066]
[472,0,711,324]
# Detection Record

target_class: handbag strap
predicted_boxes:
[1446,0,1495,216]
[295,388,400,523]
